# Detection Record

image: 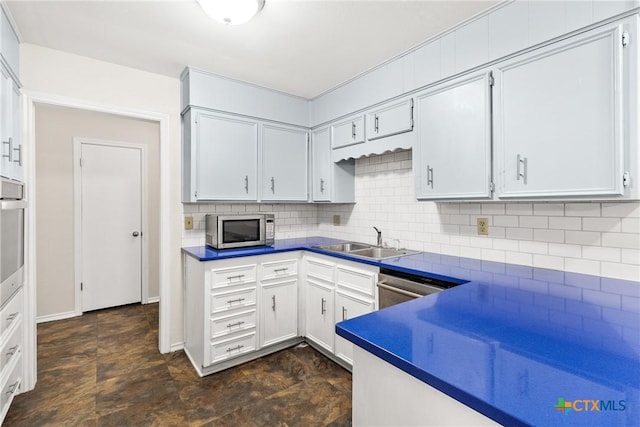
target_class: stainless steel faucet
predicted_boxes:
[373,226,382,247]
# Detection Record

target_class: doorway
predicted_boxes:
[75,139,146,312]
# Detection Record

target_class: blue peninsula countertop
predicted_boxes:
[183,238,640,426]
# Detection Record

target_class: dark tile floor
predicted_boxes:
[4,303,352,426]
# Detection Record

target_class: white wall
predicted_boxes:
[317,150,640,282]
[21,44,185,348]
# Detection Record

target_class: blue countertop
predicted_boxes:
[183,238,640,426]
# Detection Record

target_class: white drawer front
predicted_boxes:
[211,264,257,289]
[0,351,21,416]
[336,265,376,296]
[0,288,22,342]
[305,258,335,282]
[209,332,257,364]
[210,287,257,314]
[0,321,21,377]
[261,259,297,281]
[210,309,256,339]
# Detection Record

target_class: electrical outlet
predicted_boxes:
[184,216,194,230]
[477,218,489,235]
[333,214,341,226]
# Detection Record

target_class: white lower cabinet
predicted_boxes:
[0,287,23,423]
[261,275,298,347]
[305,278,335,353]
[334,290,374,365]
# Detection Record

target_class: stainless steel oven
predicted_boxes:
[0,178,25,307]
[377,268,465,309]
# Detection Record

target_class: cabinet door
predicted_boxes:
[494,22,627,198]
[0,70,11,180]
[332,115,365,149]
[366,98,414,141]
[334,291,374,365]
[195,111,258,200]
[9,82,20,182]
[305,279,334,352]
[261,279,298,347]
[261,124,308,201]
[311,127,331,201]
[415,72,492,200]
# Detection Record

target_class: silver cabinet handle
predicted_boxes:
[271,294,276,312]
[2,138,11,160]
[244,175,249,194]
[5,381,18,396]
[273,268,288,274]
[12,144,21,165]
[270,177,275,193]
[374,115,379,133]
[351,122,356,139]
[321,297,326,315]
[226,344,244,353]
[516,155,527,184]
[320,178,325,193]
[226,297,245,304]
[227,321,245,329]
[6,312,18,323]
[226,274,245,281]
[342,306,347,321]
[6,345,18,357]
[426,165,434,189]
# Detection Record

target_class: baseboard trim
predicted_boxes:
[146,296,160,304]
[170,342,184,352]
[36,311,79,324]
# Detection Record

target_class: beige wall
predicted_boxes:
[21,44,185,348]
[35,105,161,317]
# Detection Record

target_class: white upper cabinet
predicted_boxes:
[365,98,414,141]
[0,68,20,182]
[494,18,634,199]
[415,71,493,200]
[183,110,258,202]
[311,127,355,203]
[261,124,308,201]
[0,8,19,81]
[331,114,365,149]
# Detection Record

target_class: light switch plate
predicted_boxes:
[184,216,194,230]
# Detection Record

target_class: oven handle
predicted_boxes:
[377,282,424,299]
[0,200,27,210]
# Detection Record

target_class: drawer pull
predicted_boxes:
[273,268,288,274]
[6,345,18,357]
[5,381,18,395]
[321,297,326,315]
[6,312,18,323]
[226,321,245,329]
[226,344,244,353]
[227,297,246,305]
[226,274,245,281]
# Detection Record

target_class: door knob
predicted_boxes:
[132,231,140,237]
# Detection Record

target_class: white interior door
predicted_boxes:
[80,142,142,312]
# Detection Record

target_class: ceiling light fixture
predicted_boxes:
[196,0,265,26]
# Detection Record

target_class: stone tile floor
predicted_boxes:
[4,303,352,426]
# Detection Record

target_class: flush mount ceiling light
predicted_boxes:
[196,0,265,26]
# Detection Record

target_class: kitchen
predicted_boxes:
[1,0,640,425]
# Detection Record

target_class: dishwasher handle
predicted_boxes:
[377,282,424,299]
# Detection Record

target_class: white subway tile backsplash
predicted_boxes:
[184,152,640,283]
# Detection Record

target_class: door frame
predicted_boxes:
[73,138,148,313]
[23,91,172,393]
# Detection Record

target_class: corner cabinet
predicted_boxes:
[182,109,258,202]
[415,71,493,200]
[260,258,298,348]
[494,17,637,199]
[260,124,308,201]
[311,127,355,203]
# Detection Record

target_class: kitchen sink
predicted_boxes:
[312,242,420,260]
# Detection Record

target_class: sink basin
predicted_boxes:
[313,242,372,253]
[313,242,420,260]
[348,247,420,260]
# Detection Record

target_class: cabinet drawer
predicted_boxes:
[336,265,376,296]
[0,321,21,377]
[0,351,21,416]
[305,258,334,282]
[210,287,257,314]
[0,288,22,342]
[211,264,257,289]
[210,309,256,339]
[209,332,257,364]
[261,259,297,281]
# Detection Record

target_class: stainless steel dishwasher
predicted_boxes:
[377,268,466,309]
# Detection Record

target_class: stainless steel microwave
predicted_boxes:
[205,213,275,249]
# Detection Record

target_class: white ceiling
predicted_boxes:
[6,0,498,99]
